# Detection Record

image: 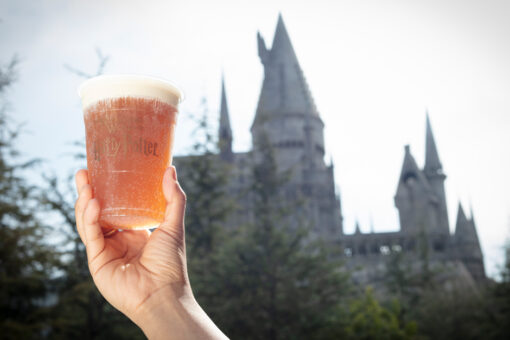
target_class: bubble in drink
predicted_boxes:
[79,76,182,230]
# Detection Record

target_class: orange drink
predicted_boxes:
[79,75,182,229]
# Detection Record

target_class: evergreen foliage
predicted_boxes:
[38,135,144,340]
[190,133,351,339]
[177,105,233,256]
[0,58,59,339]
[344,289,416,340]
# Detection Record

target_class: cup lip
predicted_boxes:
[78,74,184,109]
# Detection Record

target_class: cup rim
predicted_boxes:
[78,74,184,109]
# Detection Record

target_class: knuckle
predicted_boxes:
[74,197,84,213]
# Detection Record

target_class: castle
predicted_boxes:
[178,15,486,286]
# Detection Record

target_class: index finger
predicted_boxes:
[75,169,89,195]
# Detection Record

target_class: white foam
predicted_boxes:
[78,74,183,109]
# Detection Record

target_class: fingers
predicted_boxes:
[83,198,106,264]
[74,169,90,245]
[159,166,186,238]
[75,169,89,195]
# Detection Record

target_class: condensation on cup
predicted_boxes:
[78,75,183,230]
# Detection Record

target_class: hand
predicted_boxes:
[74,166,227,340]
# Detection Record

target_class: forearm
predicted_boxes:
[132,285,228,340]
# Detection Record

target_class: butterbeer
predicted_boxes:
[79,75,182,229]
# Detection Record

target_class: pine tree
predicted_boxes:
[201,133,350,340]
[40,171,144,339]
[174,103,234,316]
[177,103,233,256]
[343,289,417,340]
[37,52,144,338]
[0,58,59,339]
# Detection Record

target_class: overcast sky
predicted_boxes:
[2,0,509,277]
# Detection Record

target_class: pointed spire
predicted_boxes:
[220,75,232,136]
[252,14,319,130]
[270,13,298,62]
[469,199,475,222]
[394,144,436,233]
[397,145,431,189]
[454,201,480,243]
[354,220,361,234]
[424,112,443,175]
[456,202,468,227]
[257,31,268,65]
[454,201,485,281]
[218,75,233,159]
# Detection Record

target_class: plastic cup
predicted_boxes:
[78,75,182,230]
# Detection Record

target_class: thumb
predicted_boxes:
[159,166,186,238]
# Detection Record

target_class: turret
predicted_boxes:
[251,14,325,171]
[394,145,436,235]
[257,31,269,66]
[218,76,233,161]
[354,220,362,235]
[454,203,485,282]
[423,113,449,236]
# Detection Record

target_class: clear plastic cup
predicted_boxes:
[79,75,182,230]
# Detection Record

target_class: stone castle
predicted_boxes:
[178,15,486,286]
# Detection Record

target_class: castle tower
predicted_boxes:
[354,220,362,235]
[423,113,449,237]
[251,14,342,238]
[251,14,325,171]
[394,145,437,235]
[454,203,486,282]
[218,76,233,161]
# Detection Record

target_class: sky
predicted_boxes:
[1,0,509,277]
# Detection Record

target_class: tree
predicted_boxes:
[176,102,233,256]
[0,58,59,339]
[40,171,144,339]
[174,102,235,316]
[36,53,144,339]
[343,289,416,340]
[472,241,510,340]
[199,133,351,340]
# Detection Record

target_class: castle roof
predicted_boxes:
[424,113,443,175]
[454,202,482,246]
[219,76,232,139]
[252,14,319,129]
[395,145,433,198]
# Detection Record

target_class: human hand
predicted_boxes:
[75,166,227,340]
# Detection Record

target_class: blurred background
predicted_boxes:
[1,0,509,339]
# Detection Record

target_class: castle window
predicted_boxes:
[274,140,304,148]
[380,245,390,255]
[433,241,445,252]
[403,172,417,186]
[358,245,367,256]
[371,244,379,254]
[315,144,324,154]
[344,248,352,257]
[406,240,415,251]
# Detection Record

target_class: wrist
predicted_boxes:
[131,283,191,338]
[131,284,227,340]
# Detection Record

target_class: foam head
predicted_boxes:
[78,74,183,110]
